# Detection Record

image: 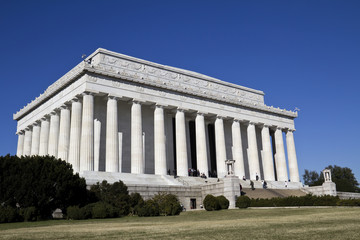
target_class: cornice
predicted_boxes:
[13,61,86,120]
[13,48,298,120]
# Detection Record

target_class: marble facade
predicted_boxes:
[14,48,300,183]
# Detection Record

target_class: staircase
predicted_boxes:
[241,188,307,199]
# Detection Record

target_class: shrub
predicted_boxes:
[236,196,251,208]
[137,199,160,217]
[203,195,220,211]
[216,196,229,209]
[91,202,116,219]
[337,198,360,206]
[0,206,19,223]
[67,206,83,220]
[20,207,37,221]
[153,193,182,216]
[129,193,144,215]
[90,180,130,217]
[0,155,88,221]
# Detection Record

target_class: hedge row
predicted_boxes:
[203,195,229,211]
[236,194,360,208]
[0,206,38,223]
[66,192,182,219]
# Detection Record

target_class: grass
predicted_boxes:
[1,207,360,239]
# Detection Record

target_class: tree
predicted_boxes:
[89,180,130,216]
[152,193,182,216]
[302,169,323,186]
[325,165,359,192]
[303,165,359,192]
[0,155,88,220]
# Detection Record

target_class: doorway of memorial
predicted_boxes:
[190,198,197,209]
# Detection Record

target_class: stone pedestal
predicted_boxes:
[322,182,337,196]
[223,176,241,209]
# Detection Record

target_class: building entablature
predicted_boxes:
[13,48,297,121]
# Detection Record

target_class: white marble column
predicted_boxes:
[215,116,227,177]
[106,96,119,172]
[247,122,261,180]
[261,125,275,181]
[68,98,82,172]
[131,100,144,174]
[23,127,32,156]
[286,129,300,182]
[58,105,71,161]
[30,122,41,155]
[48,111,60,158]
[16,131,25,157]
[38,116,50,156]
[80,93,94,172]
[94,119,101,171]
[154,105,167,175]
[175,108,188,176]
[232,120,245,178]
[274,127,288,181]
[196,112,208,176]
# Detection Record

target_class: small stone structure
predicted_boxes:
[302,169,337,196]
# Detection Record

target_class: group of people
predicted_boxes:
[187,168,218,178]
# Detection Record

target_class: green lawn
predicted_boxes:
[1,207,360,240]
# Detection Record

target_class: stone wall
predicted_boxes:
[127,184,202,210]
[337,191,360,199]
[302,182,337,196]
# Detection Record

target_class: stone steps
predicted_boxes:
[80,171,183,186]
[241,188,307,199]
[176,176,221,186]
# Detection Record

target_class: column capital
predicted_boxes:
[70,97,80,103]
[248,121,258,126]
[132,99,145,105]
[81,91,96,97]
[216,115,226,119]
[41,115,50,121]
[276,126,284,131]
[260,123,271,128]
[286,128,296,133]
[80,91,96,98]
[197,111,208,116]
[16,130,25,135]
[155,103,168,109]
[50,109,60,115]
[176,107,188,113]
[108,95,121,101]
[32,121,41,127]
[60,104,69,110]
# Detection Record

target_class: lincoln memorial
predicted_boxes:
[13,48,301,208]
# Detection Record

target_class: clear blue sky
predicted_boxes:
[1,0,359,182]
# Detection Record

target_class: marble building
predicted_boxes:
[14,48,300,186]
